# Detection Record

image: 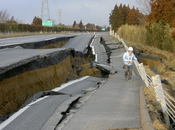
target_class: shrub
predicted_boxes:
[117,23,175,53]
[11,23,18,32]
[117,24,147,44]
[0,23,5,32]
[146,22,174,52]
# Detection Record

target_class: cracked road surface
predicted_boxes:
[0,76,103,130]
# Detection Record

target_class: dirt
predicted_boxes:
[39,41,67,49]
[0,56,101,116]
[144,86,169,130]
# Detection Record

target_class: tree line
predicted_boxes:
[110,0,175,52]
[0,9,105,33]
[109,4,145,32]
[72,20,105,30]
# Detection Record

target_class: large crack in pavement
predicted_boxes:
[54,85,103,130]
[0,34,120,130]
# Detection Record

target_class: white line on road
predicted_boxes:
[90,36,98,62]
[0,37,18,41]
[95,54,98,62]
[0,96,48,129]
[45,37,57,41]
[0,43,21,47]
[0,76,89,129]
[0,35,38,41]
[52,76,89,92]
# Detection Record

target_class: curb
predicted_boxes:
[140,86,154,130]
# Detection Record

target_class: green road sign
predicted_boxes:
[42,20,53,27]
[102,28,105,31]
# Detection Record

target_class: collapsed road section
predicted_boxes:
[0,76,104,130]
[0,33,119,130]
[0,33,98,119]
[0,33,117,126]
[0,33,79,49]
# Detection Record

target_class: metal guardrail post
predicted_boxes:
[133,61,142,77]
[121,39,128,51]
[114,33,173,125]
[117,35,120,42]
[138,63,149,87]
[152,75,170,127]
[115,33,117,38]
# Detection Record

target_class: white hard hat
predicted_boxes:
[128,47,133,51]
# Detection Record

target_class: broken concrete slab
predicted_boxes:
[0,35,75,49]
[41,94,83,130]
[96,64,118,74]
[0,76,104,130]
[20,91,70,108]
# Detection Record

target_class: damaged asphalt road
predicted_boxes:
[0,32,116,130]
[62,33,94,52]
[0,33,80,49]
[0,76,103,130]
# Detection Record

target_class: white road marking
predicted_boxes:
[52,76,89,92]
[90,36,98,62]
[0,43,21,47]
[0,37,18,41]
[0,96,48,129]
[45,37,57,41]
[0,76,89,129]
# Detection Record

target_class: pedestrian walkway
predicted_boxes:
[60,34,145,130]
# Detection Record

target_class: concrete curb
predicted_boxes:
[140,86,154,130]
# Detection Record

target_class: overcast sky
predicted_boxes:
[0,0,138,26]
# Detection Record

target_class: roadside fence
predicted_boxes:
[110,30,175,127]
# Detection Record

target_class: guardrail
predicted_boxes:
[110,30,175,127]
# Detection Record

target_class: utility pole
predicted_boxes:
[41,0,50,20]
[98,17,101,26]
[58,8,62,24]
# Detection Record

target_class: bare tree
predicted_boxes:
[136,0,151,15]
[0,9,10,23]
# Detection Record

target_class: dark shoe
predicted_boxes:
[128,78,132,81]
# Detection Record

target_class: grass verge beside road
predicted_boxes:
[112,36,172,129]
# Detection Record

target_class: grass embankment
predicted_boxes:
[117,24,175,93]
[116,24,175,129]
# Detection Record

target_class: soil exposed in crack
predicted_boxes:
[0,54,103,121]
[0,36,109,122]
